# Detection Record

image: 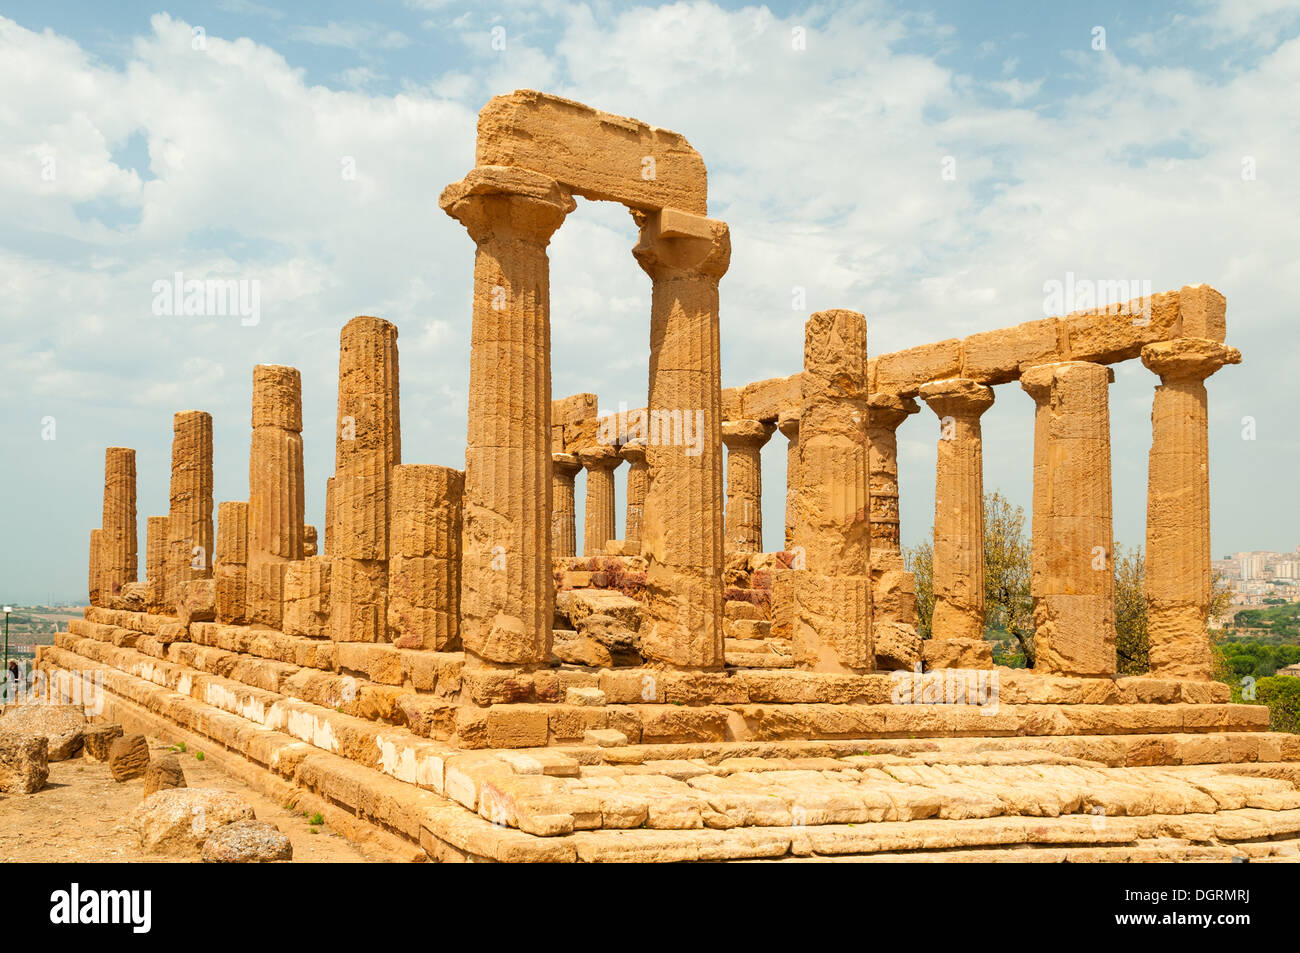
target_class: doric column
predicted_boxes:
[777,309,873,672]
[329,316,401,644]
[1021,362,1116,675]
[722,419,773,554]
[620,439,648,551]
[578,444,620,556]
[777,408,799,552]
[88,529,103,607]
[144,516,168,613]
[632,208,729,669]
[551,452,581,558]
[388,464,463,650]
[1141,338,1241,679]
[919,378,994,657]
[166,410,214,613]
[101,447,137,602]
[215,501,249,624]
[866,394,918,553]
[247,364,305,627]
[440,166,573,668]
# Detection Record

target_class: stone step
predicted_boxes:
[725,652,796,669]
[35,644,1300,863]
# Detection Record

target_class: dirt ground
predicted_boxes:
[0,736,391,862]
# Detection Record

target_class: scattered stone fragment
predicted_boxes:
[108,734,150,781]
[129,787,257,855]
[201,820,293,863]
[82,723,124,761]
[0,729,48,794]
[142,752,187,798]
[0,705,86,761]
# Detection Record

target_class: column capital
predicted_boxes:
[618,438,647,465]
[577,443,620,471]
[777,406,799,440]
[866,392,919,431]
[919,377,994,418]
[440,166,575,244]
[721,418,774,450]
[1141,338,1241,382]
[632,207,731,281]
[1021,360,1114,403]
[551,451,581,478]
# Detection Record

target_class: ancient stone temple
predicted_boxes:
[41,91,1298,864]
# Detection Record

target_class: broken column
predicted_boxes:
[578,444,619,556]
[440,166,573,668]
[329,316,401,644]
[633,208,729,669]
[620,439,648,552]
[867,393,920,632]
[721,419,773,553]
[777,408,799,552]
[144,516,168,613]
[1141,338,1241,679]
[776,310,873,673]
[1021,362,1116,675]
[919,377,994,668]
[166,410,214,614]
[100,447,137,602]
[388,464,463,650]
[88,529,103,606]
[214,501,249,625]
[551,452,581,558]
[247,365,305,628]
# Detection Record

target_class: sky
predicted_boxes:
[1,0,1298,604]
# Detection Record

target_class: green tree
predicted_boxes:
[1114,544,1148,675]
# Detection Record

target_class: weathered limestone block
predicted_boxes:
[1141,337,1241,679]
[961,318,1064,385]
[201,820,293,863]
[633,207,729,669]
[778,570,874,672]
[329,558,386,643]
[283,556,332,638]
[476,89,708,215]
[129,788,255,856]
[177,578,215,626]
[551,452,582,558]
[922,637,994,670]
[742,375,800,422]
[166,410,214,613]
[553,393,599,452]
[0,731,48,794]
[579,444,620,557]
[304,524,318,558]
[82,723,123,761]
[143,753,187,798]
[722,419,773,554]
[1021,362,1116,676]
[920,378,994,644]
[101,446,137,600]
[333,449,388,560]
[108,733,150,781]
[1177,284,1226,342]
[0,705,85,761]
[620,439,648,550]
[441,165,573,667]
[246,562,286,629]
[1063,290,1179,364]
[144,515,168,612]
[387,464,463,651]
[875,339,962,397]
[777,408,799,551]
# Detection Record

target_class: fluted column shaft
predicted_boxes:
[166,410,214,613]
[620,440,648,551]
[579,445,620,556]
[633,209,730,669]
[920,378,994,642]
[722,419,773,553]
[1141,338,1240,679]
[330,315,401,644]
[101,447,137,601]
[215,500,249,624]
[866,394,918,554]
[551,452,581,558]
[145,515,168,612]
[1021,362,1116,675]
[247,364,305,627]
[441,167,573,667]
[388,464,463,650]
[777,410,799,552]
